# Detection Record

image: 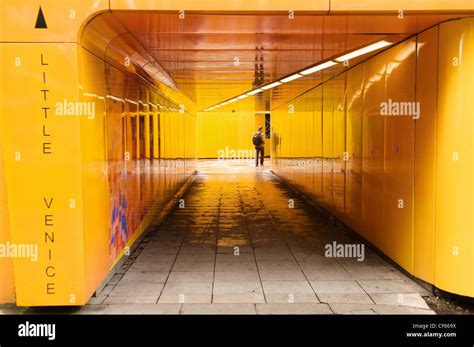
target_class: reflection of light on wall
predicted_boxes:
[348,41,421,109]
[83,92,105,103]
[125,98,138,106]
[106,95,125,103]
[347,81,364,110]
[386,41,420,75]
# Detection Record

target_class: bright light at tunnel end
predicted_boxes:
[203,40,393,112]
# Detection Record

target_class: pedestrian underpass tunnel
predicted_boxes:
[0,1,473,307]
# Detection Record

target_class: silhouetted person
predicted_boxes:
[253,126,265,166]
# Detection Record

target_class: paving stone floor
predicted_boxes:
[82,160,433,314]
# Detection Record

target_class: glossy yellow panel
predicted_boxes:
[110,0,329,11]
[382,39,416,272]
[322,81,335,208]
[290,98,302,187]
[435,18,473,297]
[413,26,438,284]
[0,92,15,303]
[333,74,346,216]
[1,43,85,306]
[345,64,364,233]
[312,87,323,199]
[77,47,112,299]
[361,56,385,246]
[331,0,474,11]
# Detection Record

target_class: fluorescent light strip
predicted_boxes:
[300,61,338,75]
[246,88,263,96]
[335,40,392,62]
[205,41,393,111]
[280,73,302,83]
[261,81,282,90]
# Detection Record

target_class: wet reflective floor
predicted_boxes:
[87,159,433,314]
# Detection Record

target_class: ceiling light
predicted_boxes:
[300,61,337,75]
[280,74,302,83]
[335,40,392,62]
[261,82,282,90]
[237,94,248,99]
[246,88,263,96]
[228,98,238,103]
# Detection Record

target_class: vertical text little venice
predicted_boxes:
[40,53,57,296]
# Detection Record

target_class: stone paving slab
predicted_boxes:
[368,293,431,309]
[259,270,307,281]
[103,296,159,304]
[317,293,374,304]
[310,280,365,294]
[215,261,258,272]
[214,270,261,282]
[158,295,212,304]
[265,293,320,304]
[102,304,181,314]
[167,271,214,283]
[109,282,165,297]
[262,281,314,294]
[213,294,266,304]
[181,304,257,314]
[329,303,434,315]
[358,280,419,294]
[172,262,215,272]
[213,281,263,295]
[256,303,333,314]
[121,271,169,283]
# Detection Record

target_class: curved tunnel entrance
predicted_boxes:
[0,4,473,308]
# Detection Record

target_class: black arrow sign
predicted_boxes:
[35,6,47,29]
